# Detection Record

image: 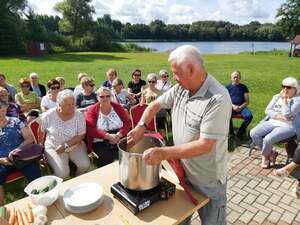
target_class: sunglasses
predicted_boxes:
[50,86,60,90]
[99,95,110,99]
[281,85,293,90]
[88,84,95,87]
[148,80,156,84]
[161,75,168,78]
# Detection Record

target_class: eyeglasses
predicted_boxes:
[133,74,141,77]
[148,80,156,84]
[50,86,60,90]
[282,85,293,90]
[98,95,111,99]
[20,85,30,88]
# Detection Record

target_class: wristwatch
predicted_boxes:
[137,121,147,128]
[64,142,70,152]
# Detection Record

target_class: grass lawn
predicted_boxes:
[0,51,299,203]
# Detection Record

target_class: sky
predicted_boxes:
[27,0,286,25]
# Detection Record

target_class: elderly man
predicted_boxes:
[29,72,47,97]
[0,73,17,101]
[226,70,253,139]
[127,45,231,225]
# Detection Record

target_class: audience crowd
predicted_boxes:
[0,66,299,206]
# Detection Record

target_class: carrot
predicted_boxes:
[20,210,29,225]
[16,210,24,225]
[8,208,15,225]
[26,204,34,223]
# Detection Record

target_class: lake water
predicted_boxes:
[132,41,290,54]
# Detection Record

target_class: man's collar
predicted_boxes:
[189,74,211,98]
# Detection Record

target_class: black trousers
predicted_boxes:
[92,141,119,167]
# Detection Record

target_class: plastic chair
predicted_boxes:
[130,104,163,140]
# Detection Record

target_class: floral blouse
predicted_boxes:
[0,117,25,157]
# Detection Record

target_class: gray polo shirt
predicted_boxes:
[157,74,231,185]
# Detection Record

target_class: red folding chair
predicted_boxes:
[129,104,163,140]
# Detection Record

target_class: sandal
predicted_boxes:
[261,159,270,169]
[270,151,279,166]
[273,167,289,177]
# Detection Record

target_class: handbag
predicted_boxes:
[8,144,43,169]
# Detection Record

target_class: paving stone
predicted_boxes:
[231,194,245,205]
[281,211,296,224]
[278,202,299,214]
[280,180,293,190]
[239,202,258,214]
[255,194,269,205]
[265,202,285,214]
[253,210,268,224]
[277,220,292,225]
[227,210,240,223]
[266,186,285,197]
[236,180,248,189]
[243,193,257,205]
[254,186,272,197]
[259,180,270,189]
[270,180,281,189]
[243,186,260,196]
[268,194,281,204]
[247,180,259,189]
[231,187,248,196]
[267,211,282,223]
[280,195,293,205]
[227,202,246,214]
[239,211,255,224]
[252,202,272,214]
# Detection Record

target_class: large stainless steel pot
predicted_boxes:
[118,136,164,191]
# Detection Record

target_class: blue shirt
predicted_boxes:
[226,83,249,105]
[0,117,25,157]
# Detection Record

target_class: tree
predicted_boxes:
[0,0,27,55]
[54,0,95,37]
[276,0,300,39]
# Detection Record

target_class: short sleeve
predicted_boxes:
[200,95,232,139]
[243,85,249,93]
[157,85,177,109]
[76,111,86,135]
[128,81,133,89]
[41,96,47,108]
[40,111,49,132]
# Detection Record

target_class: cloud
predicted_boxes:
[27,0,285,25]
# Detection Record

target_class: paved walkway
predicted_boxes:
[191,146,300,225]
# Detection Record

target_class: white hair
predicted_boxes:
[57,89,75,106]
[159,69,168,77]
[147,73,158,81]
[168,45,203,67]
[282,77,300,95]
[29,72,38,78]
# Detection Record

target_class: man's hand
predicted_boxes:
[0,157,13,166]
[55,145,65,154]
[127,126,146,148]
[143,147,167,165]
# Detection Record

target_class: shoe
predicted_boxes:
[270,151,279,166]
[261,159,270,169]
[273,168,289,177]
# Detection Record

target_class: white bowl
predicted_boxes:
[24,176,63,207]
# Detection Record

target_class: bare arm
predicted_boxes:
[20,127,34,146]
[143,138,216,165]
[239,93,249,109]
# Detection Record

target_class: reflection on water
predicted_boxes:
[130,41,290,54]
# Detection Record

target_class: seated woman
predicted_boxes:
[29,72,47,97]
[41,79,61,112]
[127,69,146,103]
[156,69,172,93]
[0,100,41,205]
[76,77,97,110]
[15,78,41,114]
[111,78,136,111]
[250,77,300,168]
[56,76,65,91]
[273,143,300,198]
[85,87,130,167]
[0,87,25,122]
[101,68,117,89]
[74,72,88,96]
[40,89,90,179]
